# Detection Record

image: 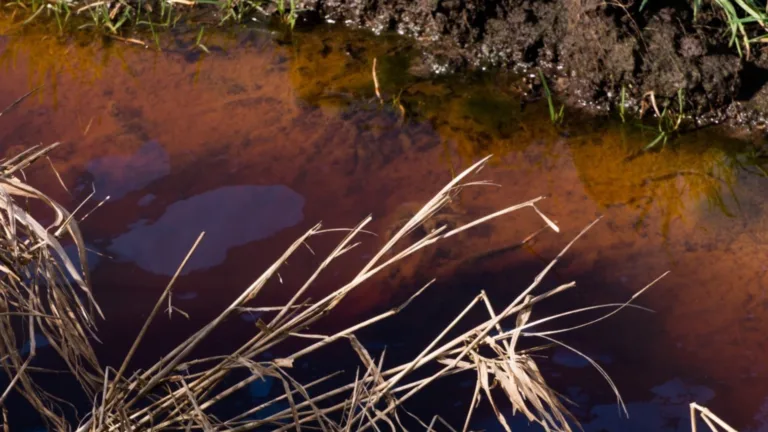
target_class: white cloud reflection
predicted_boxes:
[108,185,304,276]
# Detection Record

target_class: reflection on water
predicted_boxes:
[86,140,170,199]
[478,378,719,432]
[584,379,716,432]
[109,185,304,276]
[569,127,745,242]
[2,12,768,431]
[551,348,613,369]
[751,398,768,432]
[137,193,156,206]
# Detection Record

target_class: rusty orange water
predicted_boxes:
[2,13,768,431]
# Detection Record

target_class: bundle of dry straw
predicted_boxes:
[0,143,104,430]
[0,147,669,432]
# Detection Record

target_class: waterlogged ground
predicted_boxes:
[2,15,768,432]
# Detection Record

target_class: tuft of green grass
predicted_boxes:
[195,26,210,53]
[692,0,768,58]
[643,0,768,58]
[277,0,298,29]
[139,15,162,50]
[209,0,265,25]
[52,0,72,34]
[539,71,565,125]
[644,88,686,150]
[619,85,627,123]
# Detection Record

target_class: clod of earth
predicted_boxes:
[294,0,768,129]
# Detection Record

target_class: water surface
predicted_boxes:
[2,14,768,431]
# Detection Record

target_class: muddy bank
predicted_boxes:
[294,0,768,130]
[5,0,768,133]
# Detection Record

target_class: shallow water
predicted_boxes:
[2,14,768,431]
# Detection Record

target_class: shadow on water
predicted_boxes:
[2,11,768,431]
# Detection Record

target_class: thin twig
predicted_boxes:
[0,86,43,118]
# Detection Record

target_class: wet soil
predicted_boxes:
[294,0,768,129]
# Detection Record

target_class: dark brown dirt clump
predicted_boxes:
[295,0,768,128]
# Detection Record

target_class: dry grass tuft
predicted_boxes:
[0,144,665,431]
[0,143,104,430]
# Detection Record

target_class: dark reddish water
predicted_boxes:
[2,14,768,432]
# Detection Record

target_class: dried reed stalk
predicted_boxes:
[1,147,663,432]
[690,403,738,432]
[372,58,382,103]
[0,143,104,430]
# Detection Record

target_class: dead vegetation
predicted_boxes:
[0,143,105,430]
[0,147,665,432]
[691,403,739,432]
[73,156,634,432]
